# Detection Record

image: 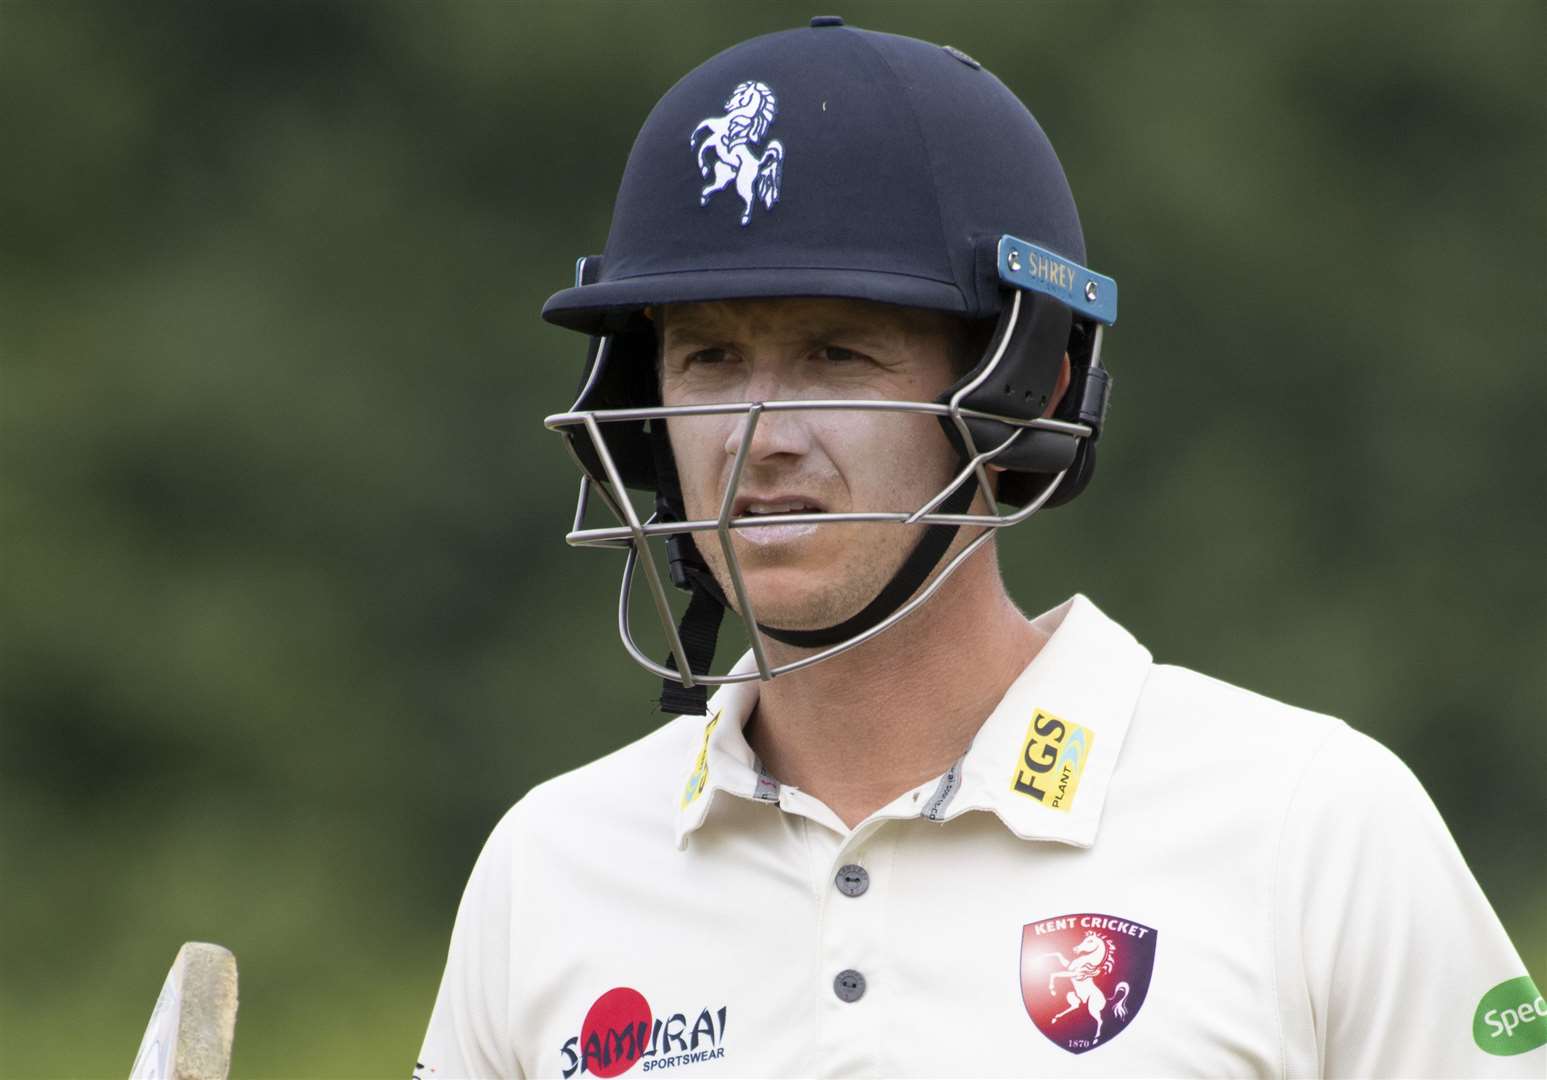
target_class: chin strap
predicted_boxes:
[751,478,976,648]
[652,424,730,715]
[658,579,727,715]
[653,441,980,714]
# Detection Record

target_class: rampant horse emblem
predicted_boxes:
[689,80,785,226]
[1020,913,1158,1055]
[1044,932,1130,1042]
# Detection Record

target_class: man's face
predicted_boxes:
[657,296,969,632]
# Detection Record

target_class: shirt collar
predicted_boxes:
[951,593,1152,846]
[673,653,767,850]
[672,593,1152,850]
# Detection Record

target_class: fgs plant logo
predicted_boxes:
[1020,912,1158,1054]
[558,986,729,1077]
[1010,707,1092,812]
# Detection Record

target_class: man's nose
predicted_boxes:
[727,368,816,461]
[723,393,812,464]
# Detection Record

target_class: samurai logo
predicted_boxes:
[557,986,729,1077]
[690,81,785,225]
[1020,912,1157,1055]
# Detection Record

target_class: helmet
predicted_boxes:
[541,17,1118,712]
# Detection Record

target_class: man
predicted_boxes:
[419,18,1541,1078]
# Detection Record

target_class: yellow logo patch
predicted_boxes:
[1009,708,1093,812]
[681,710,721,808]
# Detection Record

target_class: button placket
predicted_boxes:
[812,820,896,1072]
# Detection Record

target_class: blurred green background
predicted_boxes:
[2,2,1542,1075]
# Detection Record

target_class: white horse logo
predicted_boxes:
[1042,931,1132,1044]
[689,80,785,225]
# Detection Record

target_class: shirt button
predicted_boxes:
[833,969,866,1003]
[835,863,870,897]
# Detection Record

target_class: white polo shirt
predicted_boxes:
[418,594,1541,1078]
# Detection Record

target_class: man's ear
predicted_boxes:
[1043,353,1072,419]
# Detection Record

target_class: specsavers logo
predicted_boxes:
[1010,708,1092,812]
[681,710,721,809]
[559,987,729,1077]
[1473,976,1547,1056]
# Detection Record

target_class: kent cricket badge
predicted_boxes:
[1020,913,1158,1054]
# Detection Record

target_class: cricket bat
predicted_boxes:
[128,942,239,1080]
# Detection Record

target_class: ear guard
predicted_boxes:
[938,236,1115,509]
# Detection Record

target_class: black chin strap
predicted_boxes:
[752,478,977,648]
[658,582,727,715]
[654,466,980,714]
[652,424,730,715]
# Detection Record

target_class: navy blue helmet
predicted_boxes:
[541,18,1118,710]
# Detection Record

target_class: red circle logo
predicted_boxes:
[580,986,653,1077]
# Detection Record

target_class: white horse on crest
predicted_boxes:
[689,80,785,225]
[1043,931,1132,1044]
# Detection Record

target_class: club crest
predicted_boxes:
[689,81,785,225]
[1020,912,1158,1054]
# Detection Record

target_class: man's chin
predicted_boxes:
[725,566,869,634]
[700,535,907,633]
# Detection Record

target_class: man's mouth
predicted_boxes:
[728,493,827,547]
[731,494,827,518]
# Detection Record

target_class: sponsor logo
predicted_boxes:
[1020,912,1158,1054]
[1473,975,1547,1056]
[681,710,720,808]
[558,987,729,1077]
[689,81,785,226]
[1009,708,1092,812]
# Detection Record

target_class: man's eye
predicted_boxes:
[818,345,867,364]
[683,348,730,366]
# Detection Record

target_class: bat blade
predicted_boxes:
[129,942,239,1080]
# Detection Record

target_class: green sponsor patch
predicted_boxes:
[1473,976,1547,1056]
